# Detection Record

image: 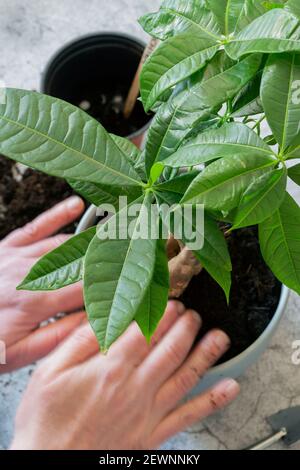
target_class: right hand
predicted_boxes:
[11,301,240,450]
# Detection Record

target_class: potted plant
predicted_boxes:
[0,0,300,394]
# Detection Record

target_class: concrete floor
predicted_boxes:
[0,0,300,451]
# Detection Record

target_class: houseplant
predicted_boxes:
[0,0,300,390]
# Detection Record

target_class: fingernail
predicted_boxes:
[212,330,231,350]
[190,309,202,324]
[222,379,240,397]
[66,196,83,210]
[173,301,186,316]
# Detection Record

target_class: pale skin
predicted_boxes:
[0,197,240,450]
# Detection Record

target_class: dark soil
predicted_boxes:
[74,84,150,137]
[0,154,80,240]
[180,226,282,363]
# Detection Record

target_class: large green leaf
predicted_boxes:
[285,0,300,19]
[231,72,264,117]
[261,53,300,150]
[179,212,232,301]
[140,32,218,112]
[145,54,262,175]
[181,153,277,212]
[157,191,232,300]
[139,0,221,41]
[232,167,287,229]
[207,0,257,35]
[234,0,270,32]
[225,9,300,60]
[0,88,143,188]
[135,238,169,342]
[288,163,300,184]
[17,226,96,291]
[154,171,199,195]
[161,123,274,168]
[259,192,300,295]
[84,194,158,350]
[67,179,142,207]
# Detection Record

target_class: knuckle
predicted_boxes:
[164,341,184,366]
[201,337,224,365]
[174,367,200,395]
[22,222,39,239]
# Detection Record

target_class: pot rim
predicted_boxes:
[76,204,289,372]
[40,31,152,140]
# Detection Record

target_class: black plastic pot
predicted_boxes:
[41,33,152,147]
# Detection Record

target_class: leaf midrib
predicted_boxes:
[163,7,221,40]
[281,53,295,150]
[147,44,218,109]
[154,57,256,164]
[0,114,143,187]
[183,159,276,203]
[234,169,285,227]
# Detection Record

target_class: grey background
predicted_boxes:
[0,0,300,451]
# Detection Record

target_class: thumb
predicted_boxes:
[3,312,86,373]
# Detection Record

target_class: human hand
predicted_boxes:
[0,196,86,373]
[11,301,240,450]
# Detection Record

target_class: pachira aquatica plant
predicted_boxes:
[1,0,300,351]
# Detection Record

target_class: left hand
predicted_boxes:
[0,196,86,373]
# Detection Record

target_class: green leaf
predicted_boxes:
[288,163,300,184]
[150,162,164,185]
[259,192,300,295]
[139,0,221,41]
[207,0,252,36]
[261,53,300,150]
[154,171,199,195]
[18,226,96,291]
[225,9,300,60]
[109,134,141,164]
[285,0,300,19]
[0,88,142,189]
[161,123,274,168]
[181,214,232,302]
[232,167,287,229]
[234,0,269,33]
[67,179,142,207]
[135,238,169,342]
[157,192,232,300]
[145,54,262,175]
[181,153,277,212]
[231,72,264,117]
[84,194,158,350]
[140,32,218,112]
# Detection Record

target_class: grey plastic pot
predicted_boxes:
[76,205,289,396]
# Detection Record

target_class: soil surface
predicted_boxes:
[180,226,282,363]
[0,154,80,240]
[75,85,151,137]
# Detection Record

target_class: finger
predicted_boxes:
[43,321,100,374]
[22,234,71,257]
[137,310,201,390]
[151,379,240,448]
[3,312,86,373]
[156,330,231,415]
[3,196,84,247]
[108,301,186,366]
[39,282,84,320]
